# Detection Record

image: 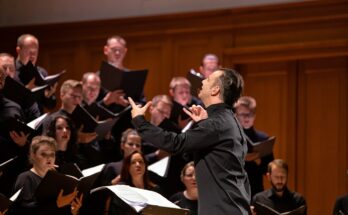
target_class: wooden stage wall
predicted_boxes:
[1,1,347,214]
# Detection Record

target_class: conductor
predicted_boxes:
[128,68,251,215]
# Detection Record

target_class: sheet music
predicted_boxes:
[148,156,170,177]
[81,163,105,177]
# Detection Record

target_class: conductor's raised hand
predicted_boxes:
[128,97,152,118]
[183,105,208,122]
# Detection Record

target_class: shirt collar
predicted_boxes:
[206,103,231,114]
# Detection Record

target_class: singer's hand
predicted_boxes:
[56,187,78,208]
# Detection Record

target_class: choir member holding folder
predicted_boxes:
[0,53,41,123]
[252,159,307,215]
[11,136,82,215]
[0,66,30,198]
[97,36,148,155]
[15,34,58,114]
[234,96,275,197]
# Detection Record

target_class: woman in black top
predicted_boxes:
[106,151,161,214]
[170,161,198,215]
[46,115,79,168]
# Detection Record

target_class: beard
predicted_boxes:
[271,181,286,193]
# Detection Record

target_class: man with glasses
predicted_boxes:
[103,35,128,71]
[234,96,274,198]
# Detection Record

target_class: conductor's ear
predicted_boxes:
[211,85,220,96]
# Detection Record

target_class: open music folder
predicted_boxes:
[3,76,47,109]
[35,165,104,203]
[91,185,189,215]
[71,104,120,140]
[254,202,306,215]
[99,61,148,101]
[18,61,65,86]
[187,69,203,97]
[6,113,49,135]
[249,136,276,158]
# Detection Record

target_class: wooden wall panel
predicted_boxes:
[82,40,106,73]
[297,57,348,215]
[0,1,348,214]
[238,62,297,188]
[127,39,167,100]
[172,36,212,77]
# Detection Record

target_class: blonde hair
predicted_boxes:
[234,96,257,113]
[29,136,57,164]
[60,79,82,94]
[169,77,191,90]
[180,161,195,179]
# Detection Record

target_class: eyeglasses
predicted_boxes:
[69,93,82,100]
[155,107,170,117]
[110,47,125,54]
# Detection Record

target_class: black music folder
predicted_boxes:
[99,61,148,101]
[71,105,119,140]
[6,113,49,135]
[186,69,203,97]
[0,189,21,213]
[169,101,190,125]
[83,102,116,121]
[159,118,181,134]
[35,166,104,202]
[254,202,306,215]
[18,61,66,86]
[249,136,276,158]
[3,76,47,108]
[91,185,189,215]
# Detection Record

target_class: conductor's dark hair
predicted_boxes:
[218,68,244,106]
